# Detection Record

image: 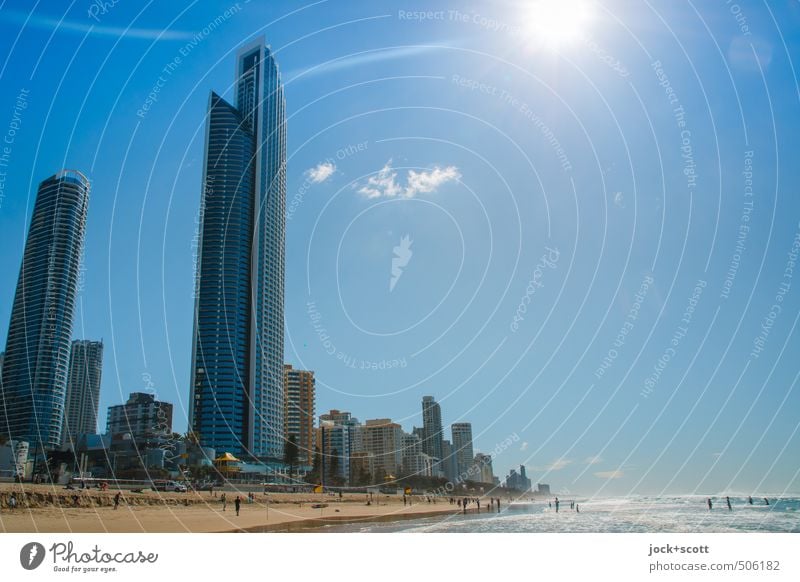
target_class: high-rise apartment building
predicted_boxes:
[189,38,286,460]
[62,340,104,448]
[106,392,173,440]
[283,365,315,467]
[0,170,89,453]
[451,422,474,480]
[363,418,403,480]
[421,396,444,464]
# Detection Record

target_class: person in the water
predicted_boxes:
[707,498,713,510]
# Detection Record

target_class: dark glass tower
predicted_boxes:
[0,170,90,453]
[421,396,444,462]
[189,38,286,461]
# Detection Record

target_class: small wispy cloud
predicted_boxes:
[584,456,603,465]
[613,191,625,208]
[520,441,529,452]
[594,470,624,479]
[287,45,445,81]
[533,458,572,471]
[4,10,194,40]
[306,161,336,183]
[356,160,460,199]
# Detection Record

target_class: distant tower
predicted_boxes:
[62,340,104,448]
[189,38,286,460]
[0,170,89,453]
[451,422,474,480]
[283,365,315,466]
[421,396,444,463]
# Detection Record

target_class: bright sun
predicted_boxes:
[525,0,594,49]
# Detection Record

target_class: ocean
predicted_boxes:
[322,496,800,533]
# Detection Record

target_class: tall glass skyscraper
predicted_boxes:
[62,339,104,448]
[189,38,286,461]
[0,170,90,453]
[421,395,444,462]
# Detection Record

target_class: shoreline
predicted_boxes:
[0,483,484,533]
[236,507,475,533]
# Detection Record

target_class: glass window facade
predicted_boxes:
[189,39,286,461]
[0,170,90,453]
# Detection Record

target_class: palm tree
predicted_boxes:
[284,435,298,483]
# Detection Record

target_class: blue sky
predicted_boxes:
[0,0,799,495]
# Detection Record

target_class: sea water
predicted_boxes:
[322,496,800,533]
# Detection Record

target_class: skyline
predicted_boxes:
[0,1,799,495]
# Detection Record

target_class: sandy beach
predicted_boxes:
[0,483,472,533]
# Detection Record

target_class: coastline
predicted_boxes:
[0,483,478,533]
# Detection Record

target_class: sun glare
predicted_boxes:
[525,0,593,50]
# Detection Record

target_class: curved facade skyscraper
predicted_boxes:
[0,170,90,453]
[189,38,286,461]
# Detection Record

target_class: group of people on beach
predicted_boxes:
[548,497,579,513]
[219,493,248,516]
[707,496,770,510]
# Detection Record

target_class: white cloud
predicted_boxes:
[306,161,336,184]
[594,470,624,479]
[533,458,572,471]
[356,160,460,199]
[547,458,572,471]
[406,165,461,196]
[584,456,603,465]
[613,191,624,207]
[357,160,402,198]
[520,441,529,452]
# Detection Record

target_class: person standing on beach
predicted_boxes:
[748,496,753,505]
[222,493,227,511]
[555,497,559,513]
[114,492,121,510]
[8,492,17,510]
[707,498,713,510]
[764,498,770,506]
[235,496,241,516]
[726,496,732,511]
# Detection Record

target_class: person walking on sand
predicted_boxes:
[235,496,241,516]
[222,493,227,511]
[726,496,732,511]
[114,492,121,510]
[707,498,713,511]
[576,504,580,513]
[555,497,559,513]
